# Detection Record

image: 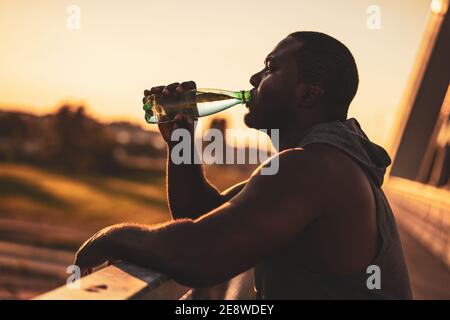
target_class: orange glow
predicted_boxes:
[431,0,449,15]
[0,0,432,146]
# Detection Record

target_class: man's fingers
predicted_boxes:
[162,82,180,96]
[143,95,154,104]
[173,114,185,122]
[74,254,89,276]
[152,86,165,93]
[81,268,92,277]
[173,114,191,127]
[176,81,197,93]
[145,81,195,96]
[107,259,122,266]
[143,86,164,97]
[172,115,196,133]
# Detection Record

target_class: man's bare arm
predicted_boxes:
[146,82,247,220]
[75,149,326,287]
[166,141,248,220]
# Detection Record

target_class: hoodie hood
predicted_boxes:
[297,118,392,187]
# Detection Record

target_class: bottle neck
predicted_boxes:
[196,88,251,105]
[240,90,251,104]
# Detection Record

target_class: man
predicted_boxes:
[75,31,412,299]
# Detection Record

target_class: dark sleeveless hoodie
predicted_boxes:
[254,118,412,300]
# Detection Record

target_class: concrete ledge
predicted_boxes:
[385,177,450,268]
[34,261,189,300]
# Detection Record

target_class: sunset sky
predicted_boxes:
[0,0,433,146]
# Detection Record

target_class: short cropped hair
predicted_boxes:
[288,31,359,120]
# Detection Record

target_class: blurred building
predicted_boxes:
[389,0,450,189]
[385,0,450,273]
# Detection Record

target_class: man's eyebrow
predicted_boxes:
[264,55,275,65]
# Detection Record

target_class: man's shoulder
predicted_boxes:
[252,145,339,181]
[234,146,341,222]
[282,144,374,204]
[248,143,368,202]
[280,143,365,177]
[245,146,338,199]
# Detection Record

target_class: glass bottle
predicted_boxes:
[143,88,251,124]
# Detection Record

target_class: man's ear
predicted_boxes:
[296,83,324,108]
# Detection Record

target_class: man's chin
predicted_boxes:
[244,112,257,129]
[244,111,271,130]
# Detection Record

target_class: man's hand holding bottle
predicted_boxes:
[143,80,197,146]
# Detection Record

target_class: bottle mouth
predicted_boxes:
[143,95,154,118]
[241,90,252,105]
[143,102,152,112]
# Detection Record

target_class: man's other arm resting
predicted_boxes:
[166,143,248,220]
[75,149,324,287]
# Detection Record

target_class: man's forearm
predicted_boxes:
[107,221,215,287]
[166,143,223,220]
